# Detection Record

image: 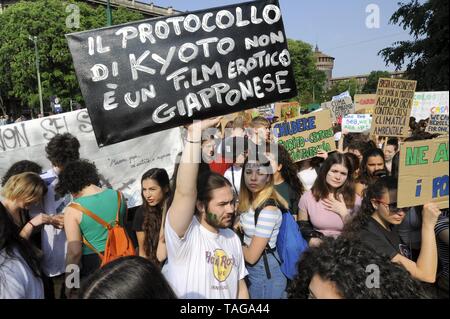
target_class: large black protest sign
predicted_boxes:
[66,0,297,146]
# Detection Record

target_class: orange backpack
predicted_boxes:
[69,191,136,267]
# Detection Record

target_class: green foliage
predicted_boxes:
[325,78,361,101]
[362,71,392,93]
[379,0,449,91]
[287,39,327,107]
[0,0,143,116]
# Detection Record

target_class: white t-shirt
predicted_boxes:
[224,166,242,196]
[29,168,69,277]
[298,168,318,191]
[0,248,44,299]
[240,207,282,249]
[164,212,248,299]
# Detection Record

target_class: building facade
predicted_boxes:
[314,45,335,90]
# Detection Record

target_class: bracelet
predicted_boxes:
[28,221,36,228]
[186,139,201,144]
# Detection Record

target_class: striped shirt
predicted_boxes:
[240,207,282,249]
[435,211,449,280]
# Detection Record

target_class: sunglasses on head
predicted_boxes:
[376,199,411,213]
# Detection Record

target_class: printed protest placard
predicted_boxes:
[342,114,372,133]
[411,91,449,121]
[426,114,449,135]
[272,109,336,162]
[321,96,354,123]
[398,137,449,209]
[370,78,417,137]
[66,0,297,146]
[0,110,183,207]
[354,94,376,114]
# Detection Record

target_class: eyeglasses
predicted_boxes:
[376,199,410,213]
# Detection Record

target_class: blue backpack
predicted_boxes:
[254,199,308,280]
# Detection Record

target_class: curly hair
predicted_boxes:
[277,143,304,199]
[55,160,99,196]
[343,176,397,238]
[288,237,429,299]
[140,169,171,265]
[1,160,42,187]
[357,148,387,185]
[45,133,80,169]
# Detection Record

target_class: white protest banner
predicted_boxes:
[371,78,417,137]
[342,114,372,133]
[398,137,449,209]
[0,110,183,207]
[411,91,449,121]
[66,0,297,147]
[332,90,350,101]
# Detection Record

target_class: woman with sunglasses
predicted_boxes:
[344,176,442,283]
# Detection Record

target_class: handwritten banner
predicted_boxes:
[426,114,449,135]
[342,114,372,133]
[371,78,417,137]
[411,91,449,121]
[272,109,336,162]
[321,96,354,123]
[354,94,376,114]
[398,137,449,209]
[66,0,297,146]
[0,110,183,208]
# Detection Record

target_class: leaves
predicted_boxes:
[380,0,449,91]
[0,0,143,116]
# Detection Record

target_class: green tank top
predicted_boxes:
[76,189,126,255]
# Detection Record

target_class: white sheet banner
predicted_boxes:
[0,109,183,207]
[411,91,449,121]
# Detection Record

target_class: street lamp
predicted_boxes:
[106,0,113,26]
[29,35,44,116]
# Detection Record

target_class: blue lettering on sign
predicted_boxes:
[432,175,449,198]
[273,116,316,138]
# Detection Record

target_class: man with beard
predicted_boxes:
[164,118,249,299]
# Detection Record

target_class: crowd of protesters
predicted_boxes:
[0,111,448,300]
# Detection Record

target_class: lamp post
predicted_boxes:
[29,35,44,116]
[106,0,112,26]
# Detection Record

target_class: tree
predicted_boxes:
[325,78,361,101]
[287,39,327,106]
[379,0,449,91]
[362,71,391,93]
[0,0,143,117]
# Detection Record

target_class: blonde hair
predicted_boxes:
[1,172,46,204]
[238,161,288,213]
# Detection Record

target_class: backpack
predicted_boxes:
[254,199,308,280]
[69,191,136,267]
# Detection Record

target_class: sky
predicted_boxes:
[140,0,414,78]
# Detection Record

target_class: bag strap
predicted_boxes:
[115,191,122,224]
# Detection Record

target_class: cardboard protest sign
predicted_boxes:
[342,114,372,133]
[426,114,449,135]
[371,78,417,137]
[279,101,300,120]
[66,0,297,146]
[411,91,449,121]
[321,96,354,123]
[272,109,336,162]
[398,137,449,209]
[0,110,183,208]
[354,94,376,114]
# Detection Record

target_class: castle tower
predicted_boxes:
[314,45,335,89]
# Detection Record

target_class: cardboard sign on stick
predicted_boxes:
[354,94,376,114]
[370,78,417,137]
[272,109,336,162]
[398,137,449,209]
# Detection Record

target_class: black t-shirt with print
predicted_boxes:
[359,217,412,260]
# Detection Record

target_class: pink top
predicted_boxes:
[298,190,362,238]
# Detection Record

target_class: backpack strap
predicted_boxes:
[253,198,280,279]
[68,202,110,259]
[115,191,122,225]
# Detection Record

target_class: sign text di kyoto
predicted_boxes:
[66,0,297,146]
